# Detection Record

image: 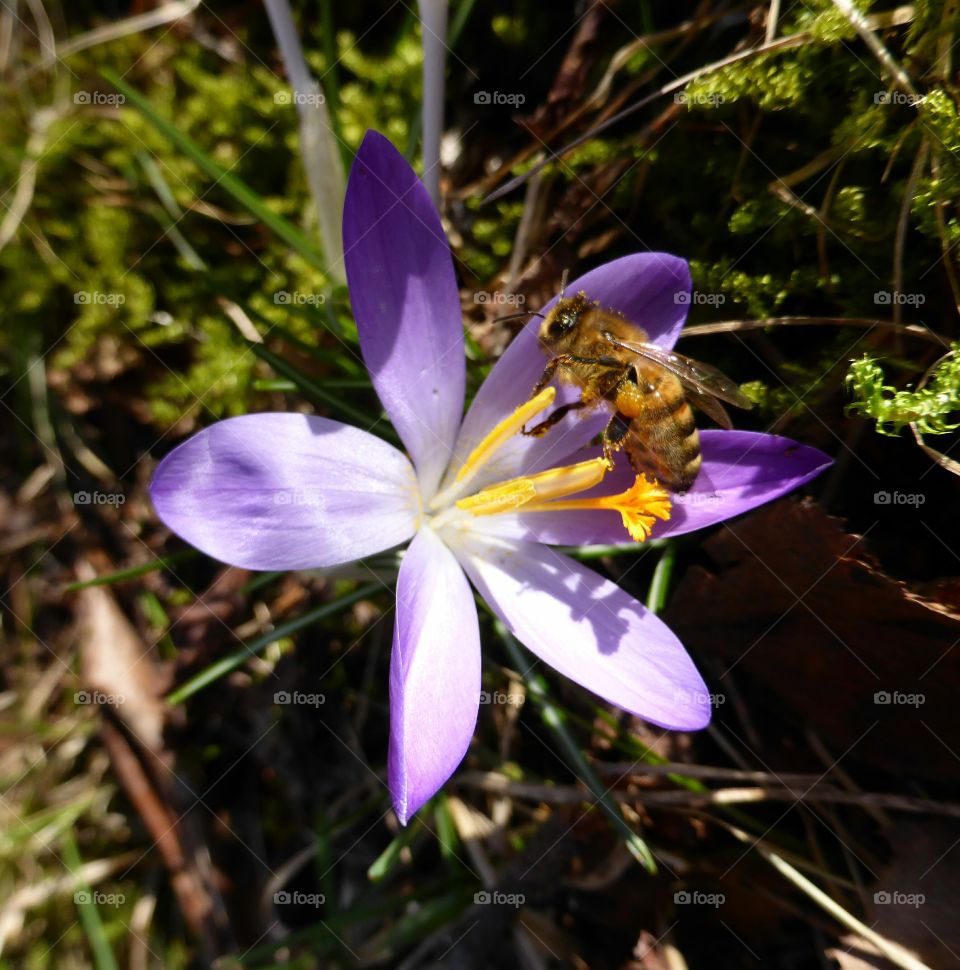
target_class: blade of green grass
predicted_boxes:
[498,624,657,873]
[318,0,348,166]
[253,378,298,392]
[138,151,208,270]
[167,582,383,704]
[64,550,197,591]
[367,816,424,882]
[103,70,328,270]
[62,829,121,970]
[449,0,479,46]
[434,792,459,862]
[246,341,394,438]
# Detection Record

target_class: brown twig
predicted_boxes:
[678,315,951,346]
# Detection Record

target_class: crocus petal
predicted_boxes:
[150,413,419,570]
[444,253,692,488]
[664,430,833,536]
[389,527,480,825]
[455,536,710,730]
[470,431,831,546]
[343,130,464,498]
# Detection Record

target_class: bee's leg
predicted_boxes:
[531,354,622,397]
[530,357,565,398]
[522,400,587,437]
[601,412,631,467]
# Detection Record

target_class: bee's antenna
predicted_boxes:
[495,310,545,324]
[559,269,569,299]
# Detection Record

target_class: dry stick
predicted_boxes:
[584,16,711,110]
[0,3,15,71]
[677,315,951,347]
[705,815,935,970]
[798,810,844,919]
[816,157,847,289]
[910,345,960,476]
[485,4,918,203]
[766,0,782,44]
[456,773,960,817]
[830,0,920,98]
[484,33,814,202]
[930,148,960,313]
[762,847,934,970]
[892,140,930,356]
[0,105,69,253]
[714,660,763,752]
[929,0,960,310]
[15,0,201,80]
[594,763,824,783]
[456,17,708,202]
[504,170,546,296]
[804,734,882,912]
[807,730,891,831]
[99,719,230,963]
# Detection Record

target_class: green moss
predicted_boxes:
[846,346,960,435]
[492,15,528,44]
[334,30,421,149]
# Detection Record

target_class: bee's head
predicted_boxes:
[539,292,590,346]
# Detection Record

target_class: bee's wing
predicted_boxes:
[687,390,734,430]
[600,332,753,410]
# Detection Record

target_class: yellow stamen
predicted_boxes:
[523,473,672,542]
[429,387,557,511]
[457,457,610,516]
[454,387,556,485]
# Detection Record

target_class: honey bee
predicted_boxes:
[524,291,752,491]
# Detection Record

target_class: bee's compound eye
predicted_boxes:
[551,314,574,336]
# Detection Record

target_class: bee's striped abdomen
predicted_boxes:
[618,368,702,492]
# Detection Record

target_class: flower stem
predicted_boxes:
[645,542,676,613]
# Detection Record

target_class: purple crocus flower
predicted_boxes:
[151,131,831,825]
